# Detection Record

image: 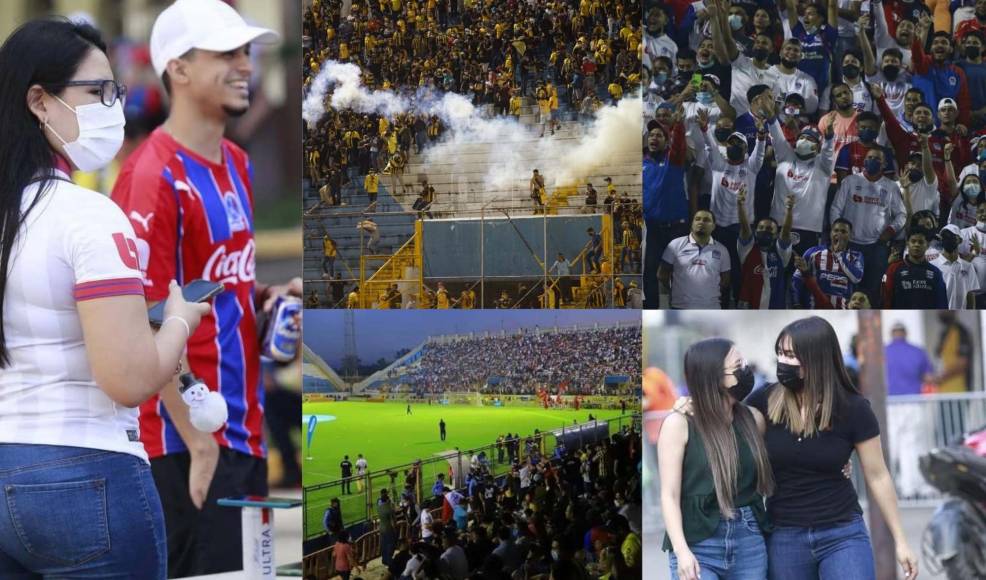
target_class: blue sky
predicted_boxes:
[304,310,640,368]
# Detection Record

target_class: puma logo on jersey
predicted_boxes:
[129,211,154,232]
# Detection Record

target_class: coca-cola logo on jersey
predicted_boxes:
[202,239,255,286]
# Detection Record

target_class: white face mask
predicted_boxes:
[46,94,125,172]
[977,221,986,232]
[795,139,816,157]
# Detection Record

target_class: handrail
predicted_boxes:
[302,202,641,222]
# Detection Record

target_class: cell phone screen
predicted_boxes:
[147,279,224,327]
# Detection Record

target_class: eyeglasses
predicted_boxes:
[56,80,127,107]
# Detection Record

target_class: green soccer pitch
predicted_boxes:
[301,400,632,538]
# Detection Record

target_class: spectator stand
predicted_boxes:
[302,413,641,577]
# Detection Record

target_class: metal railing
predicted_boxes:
[874,391,986,505]
[303,201,641,222]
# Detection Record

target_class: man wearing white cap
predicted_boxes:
[931,224,981,308]
[109,1,296,575]
[937,97,971,149]
[696,107,765,300]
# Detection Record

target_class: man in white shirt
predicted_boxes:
[932,224,981,307]
[706,0,779,116]
[899,141,940,219]
[772,38,820,114]
[958,205,986,289]
[830,147,907,302]
[355,453,368,491]
[659,210,732,308]
[860,13,912,122]
[820,49,876,113]
[519,461,532,490]
[872,0,922,68]
[420,506,434,540]
[767,102,837,254]
[644,5,677,70]
[699,110,767,299]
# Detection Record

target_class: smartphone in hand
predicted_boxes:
[147,279,224,327]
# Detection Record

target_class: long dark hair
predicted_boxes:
[684,338,774,518]
[0,19,106,366]
[769,316,859,437]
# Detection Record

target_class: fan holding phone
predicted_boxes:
[0,19,213,578]
[148,279,229,434]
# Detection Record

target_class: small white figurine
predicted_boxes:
[180,374,228,432]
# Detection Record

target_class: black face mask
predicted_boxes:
[776,362,805,392]
[715,128,732,142]
[728,365,756,401]
[842,64,860,78]
[781,57,798,69]
[908,169,923,183]
[755,231,776,248]
[727,144,745,161]
[883,65,900,81]
[942,235,960,253]
[752,47,770,61]
[968,46,982,59]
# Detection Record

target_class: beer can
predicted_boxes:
[261,295,301,362]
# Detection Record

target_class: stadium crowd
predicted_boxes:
[391,326,641,394]
[302,0,644,307]
[336,425,643,579]
[643,0,986,309]
[303,0,643,201]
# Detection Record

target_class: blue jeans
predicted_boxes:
[767,514,875,580]
[669,505,767,579]
[0,444,166,579]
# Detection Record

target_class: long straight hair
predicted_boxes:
[685,338,774,518]
[769,316,860,437]
[0,19,106,366]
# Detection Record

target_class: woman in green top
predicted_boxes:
[659,338,775,580]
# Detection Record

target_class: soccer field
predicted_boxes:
[303,401,628,482]
[302,400,633,538]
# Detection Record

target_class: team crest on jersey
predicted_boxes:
[224,191,247,233]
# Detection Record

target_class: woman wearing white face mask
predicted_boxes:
[763,98,838,257]
[0,19,209,578]
[947,166,986,229]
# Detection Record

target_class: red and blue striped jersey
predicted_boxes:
[111,128,265,460]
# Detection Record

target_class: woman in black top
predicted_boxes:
[745,316,917,580]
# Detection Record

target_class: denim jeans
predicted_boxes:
[767,514,875,580]
[669,505,767,579]
[0,444,166,579]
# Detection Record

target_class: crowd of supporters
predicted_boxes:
[324,425,642,579]
[304,0,643,200]
[390,326,641,393]
[643,0,986,309]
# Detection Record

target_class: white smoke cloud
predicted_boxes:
[303,60,641,192]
